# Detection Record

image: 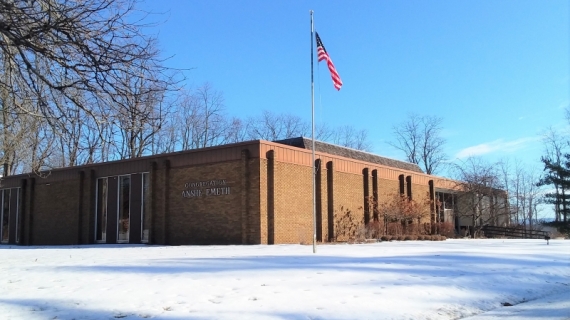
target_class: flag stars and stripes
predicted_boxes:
[315,32,343,91]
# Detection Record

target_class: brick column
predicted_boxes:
[18,179,26,245]
[24,177,35,245]
[363,168,370,225]
[266,150,275,245]
[150,162,158,244]
[77,171,85,244]
[326,161,335,242]
[162,160,170,245]
[372,170,378,221]
[429,180,435,234]
[399,174,405,196]
[87,170,96,244]
[241,149,250,244]
[406,175,412,200]
[315,159,323,242]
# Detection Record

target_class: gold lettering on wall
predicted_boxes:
[182,179,231,198]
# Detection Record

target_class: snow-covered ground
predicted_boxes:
[1,239,568,320]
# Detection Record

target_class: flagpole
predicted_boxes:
[310,10,317,254]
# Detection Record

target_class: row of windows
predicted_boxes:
[96,173,150,243]
[2,175,148,245]
[0,188,19,244]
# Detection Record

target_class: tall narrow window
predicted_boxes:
[118,175,130,242]
[14,189,19,244]
[96,178,108,242]
[1,189,10,243]
[141,173,150,243]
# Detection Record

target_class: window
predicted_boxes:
[436,191,456,223]
[14,189,19,244]
[96,173,148,244]
[141,173,150,243]
[96,178,108,242]
[117,175,130,242]
[1,189,10,243]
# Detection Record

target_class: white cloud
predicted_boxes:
[455,137,539,159]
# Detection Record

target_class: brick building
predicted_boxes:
[0,138,471,246]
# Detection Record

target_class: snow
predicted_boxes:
[1,239,568,320]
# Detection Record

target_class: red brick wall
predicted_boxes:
[0,140,461,246]
[32,180,80,245]
[272,161,314,244]
[167,161,244,245]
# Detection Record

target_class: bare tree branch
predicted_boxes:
[389,113,447,174]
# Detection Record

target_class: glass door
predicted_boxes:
[141,173,150,243]
[117,175,130,243]
[1,189,10,244]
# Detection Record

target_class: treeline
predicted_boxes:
[1,81,372,176]
[0,0,370,177]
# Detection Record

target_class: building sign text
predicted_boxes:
[182,179,231,198]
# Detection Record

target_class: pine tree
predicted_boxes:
[537,155,570,222]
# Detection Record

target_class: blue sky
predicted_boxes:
[139,0,569,174]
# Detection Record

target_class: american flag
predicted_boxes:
[315,32,342,91]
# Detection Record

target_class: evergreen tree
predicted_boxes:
[537,155,570,222]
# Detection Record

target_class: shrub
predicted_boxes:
[436,222,456,238]
[387,222,403,236]
[333,207,364,242]
[381,235,392,241]
[365,221,384,239]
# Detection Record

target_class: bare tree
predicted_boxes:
[389,113,446,174]
[314,122,334,142]
[0,51,55,175]
[219,117,249,144]
[246,110,309,141]
[0,82,24,176]
[111,59,172,159]
[451,157,510,237]
[0,0,173,129]
[26,117,56,174]
[0,44,28,176]
[502,159,544,228]
[330,125,371,151]
[175,83,228,150]
[516,166,542,229]
[245,110,372,151]
[191,83,228,148]
[151,116,178,154]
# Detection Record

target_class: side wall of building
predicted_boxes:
[259,142,441,243]
[0,141,263,246]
